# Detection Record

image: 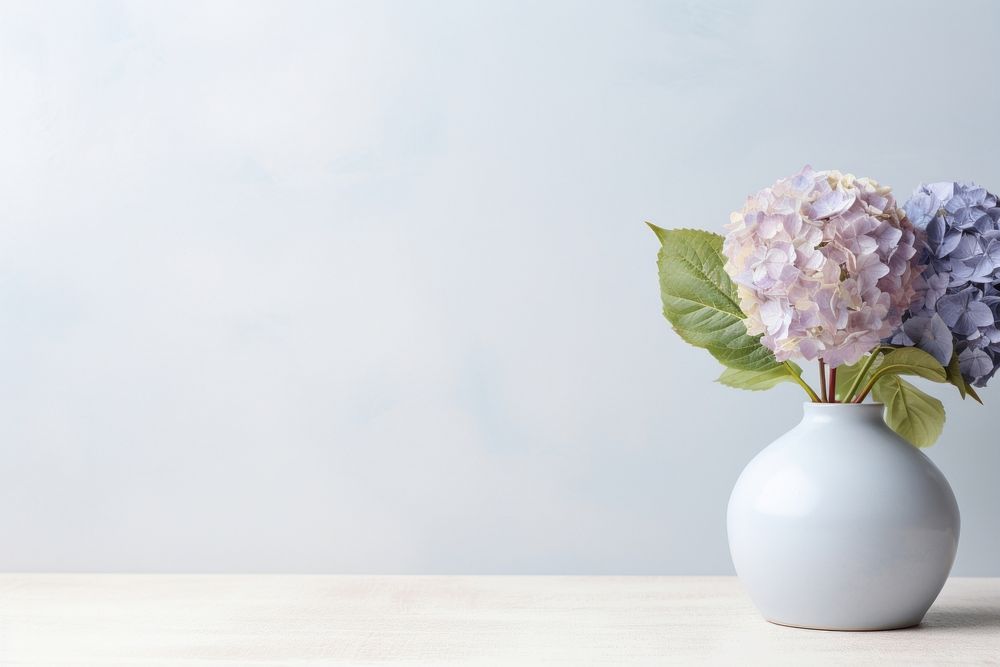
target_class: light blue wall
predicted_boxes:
[1,0,997,574]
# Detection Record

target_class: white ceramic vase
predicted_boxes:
[727,403,960,631]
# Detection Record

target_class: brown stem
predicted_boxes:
[828,367,838,403]
[818,360,828,402]
[854,377,877,404]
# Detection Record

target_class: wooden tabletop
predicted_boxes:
[0,575,996,664]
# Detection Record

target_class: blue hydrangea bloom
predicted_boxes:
[891,182,1000,387]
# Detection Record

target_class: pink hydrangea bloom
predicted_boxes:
[723,166,921,368]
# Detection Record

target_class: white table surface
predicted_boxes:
[0,575,996,665]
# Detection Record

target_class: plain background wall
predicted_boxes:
[0,0,997,574]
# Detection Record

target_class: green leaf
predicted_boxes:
[717,363,802,391]
[872,376,945,448]
[867,347,947,386]
[945,352,967,399]
[650,224,780,372]
[945,352,984,404]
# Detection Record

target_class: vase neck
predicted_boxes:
[801,403,885,427]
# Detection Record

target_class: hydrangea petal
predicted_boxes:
[899,313,952,366]
[960,347,994,386]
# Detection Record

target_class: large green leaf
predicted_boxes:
[872,376,945,448]
[717,363,802,391]
[866,347,947,386]
[649,224,780,372]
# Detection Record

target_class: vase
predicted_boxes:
[727,402,960,631]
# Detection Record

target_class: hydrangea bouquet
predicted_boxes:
[649,166,997,446]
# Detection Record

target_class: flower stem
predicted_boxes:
[828,367,837,402]
[854,360,896,403]
[787,361,821,402]
[853,362,895,403]
[843,347,886,403]
[853,378,877,403]
[818,360,828,402]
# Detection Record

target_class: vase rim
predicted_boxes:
[802,402,885,408]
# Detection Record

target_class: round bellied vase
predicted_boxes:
[727,402,960,631]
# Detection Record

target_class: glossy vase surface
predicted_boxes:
[727,403,960,631]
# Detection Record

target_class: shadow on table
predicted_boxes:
[917,605,1000,631]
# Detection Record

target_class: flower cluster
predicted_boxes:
[723,166,920,368]
[891,182,1000,386]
